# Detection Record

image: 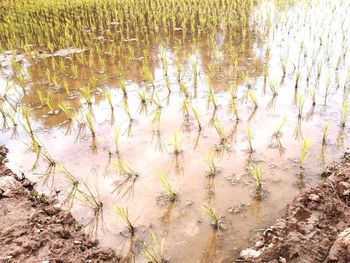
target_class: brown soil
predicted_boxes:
[238,153,350,263]
[0,146,120,263]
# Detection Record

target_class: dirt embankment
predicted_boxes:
[0,146,120,263]
[238,153,350,263]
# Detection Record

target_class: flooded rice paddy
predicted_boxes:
[1,0,350,262]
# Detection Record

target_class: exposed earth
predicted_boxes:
[238,153,350,263]
[0,145,120,263]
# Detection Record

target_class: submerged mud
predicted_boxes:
[0,146,119,263]
[239,153,350,263]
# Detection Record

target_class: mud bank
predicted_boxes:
[0,146,120,263]
[238,153,350,263]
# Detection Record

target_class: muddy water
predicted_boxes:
[1,0,350,262]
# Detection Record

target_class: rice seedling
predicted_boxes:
[205,149,220,176]
[141,230,166,263]
[294,70,301,90]
[273,117,287,137]
[296,93,304,119]
[113,205,135,235]
[157,171,177,202]
[250,164,264,198]
[120,79,128,98]
[300,138,311,167]
[112,129,121,154]
[208,86,217,109]
[104,89,113,110]
[191,106,202,131]
[248,90,258,109]
[85,112,95,137]
[246,125,254,153]
[21,106,34,136]
[151,108,161,132]
[202,200,220,229]
[37,90,45,107]
[213,118,229,147]
[179,81,190,98]
[45,93,56,114]
[341,101,348,128]
[80,85,92,105]
[58,101,72,120]
[172,130,182,155]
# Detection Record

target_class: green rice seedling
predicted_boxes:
[297,94,304,119]
[205,149,220,176]
[341,101,348,128]
[172,130,182,155]
[213,118,228,147]
[85,113,95,137]
[45,93,56,114]
[202,200,220,229]
[112,128,121,154]
[181,97,190,117]
[123,100,133,122]
[246,125,253,153]
[80,85,92,105]
[268,80,278,97]
[208,86,217,109]
[141,59,154,88]
[322,124,329,145]
[281,58,286,80]
[37,90,45,107]
[71,63,78,79]
[21,106,34,136]
[250,164,263,198]
[158,171,176,201]
[58,101,71,120]
[104,89,113,110]
[193,61,198,90]
[300,138,311,166]
[248,90,258,109]
[191,106,202,130]
[138,87,147,104]
[294,70,301,90]
[229,95,239,121]
[120,79,128,98]
[179,81,189,98]
[63,80,72,98]
[0,106,8,130]
[113,205,135,235]
[141,230,166,263]
[273,117,287,137]
[152,92,162,110]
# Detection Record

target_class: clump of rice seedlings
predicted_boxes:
[296,94,304,119]
[202,200,220,229]
[205,149,220,176]
[341,101,348,128]
[213,118,229,147]
[172,130,182,155]
[85,113,95,137]
[158,171,177,202]
[45,92,57,114]
[300,138,311,167]
[37,90,45,107]
[273,117,287,137]
[120,79,128,98]
[141,59,154,88]
[268,80,278,97]
[80,85,92,105]
[250,164,264,198]
[114,205,135,235]
[321,124,328,146]
[229,90,239,121]
[138,88,148,115]
[71,63,78,79]
[58,101,72,120]
[141,230,167,263]
[179,81,189,98]
[63,80,73,98]
[191,106,202,131]
[181,97,190,118]
[104,89,113,110]
[246,125,254,153]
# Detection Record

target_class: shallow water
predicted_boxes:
[1,0,350,262]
